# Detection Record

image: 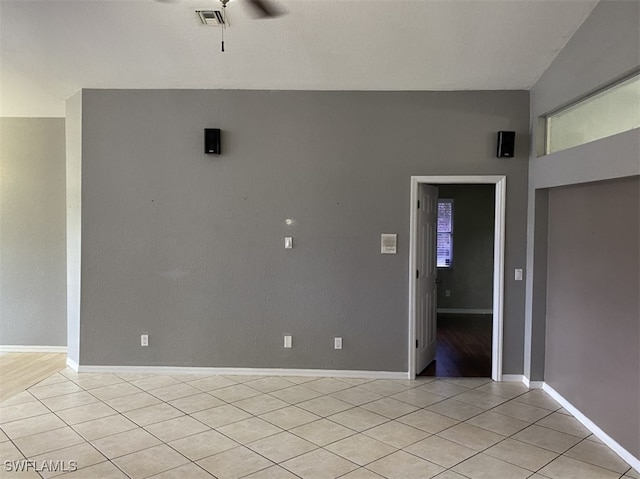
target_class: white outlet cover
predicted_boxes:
[334,337,342,349]
[285,237,293,249]
[515,268,523,281]
[141,334,148,347]
[284,335,292,348]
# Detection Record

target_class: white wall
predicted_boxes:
[66,92,82,364]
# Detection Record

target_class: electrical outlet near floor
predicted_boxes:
[141,334,148,347]
[334,337,343,349]
[284,335,292,348]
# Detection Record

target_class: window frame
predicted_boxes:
[544,70,640,155]
[437,198,454,269]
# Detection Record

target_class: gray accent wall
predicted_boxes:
[69,89,530,372]
[526,0,640,461]
[525,0,640,382]
[546,176,639,457]
[0,118,67,346]
[436,184,494,311]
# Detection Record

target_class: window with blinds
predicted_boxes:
[437,199,453,268]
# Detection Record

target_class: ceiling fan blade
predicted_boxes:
[246,0,283,18]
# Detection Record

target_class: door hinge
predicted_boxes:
[417,200,420,209]
[416,339,419,348]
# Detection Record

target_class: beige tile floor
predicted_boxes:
[0,370,637,479]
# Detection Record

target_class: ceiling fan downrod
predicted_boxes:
[221,0,228,52]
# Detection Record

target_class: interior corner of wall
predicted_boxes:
[535,116,547,158]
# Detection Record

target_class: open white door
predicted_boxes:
[416,184,438,374]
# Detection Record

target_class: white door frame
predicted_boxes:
[408,175,506,381]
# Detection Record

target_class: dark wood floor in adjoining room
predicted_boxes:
[420,313,492,377]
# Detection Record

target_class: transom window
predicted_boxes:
[545,73,640,155]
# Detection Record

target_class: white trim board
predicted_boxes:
[408,175,506,381]
[521,376,544,389]
[543,383,640,473]
[74,365,409,380]
[66,357,79,372]
[0,346,67,353]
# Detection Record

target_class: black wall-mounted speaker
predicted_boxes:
[497,131,515,157]
[204,128,221,155]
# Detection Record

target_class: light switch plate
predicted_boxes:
[515,268,523,281]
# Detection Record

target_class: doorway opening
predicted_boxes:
[408,176,506,381]
[423,184,495,377]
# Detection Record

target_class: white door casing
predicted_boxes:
[408,175,506,381]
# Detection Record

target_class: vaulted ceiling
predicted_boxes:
[0,0,598,117]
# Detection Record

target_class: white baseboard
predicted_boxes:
[0,345,67,353]
[543,383,640,472]
[66,357,79,372]
[521,376,544,389]
[437,308,493,315]
[75,365,409,380]
[502,374,524,383]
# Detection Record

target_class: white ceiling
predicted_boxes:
[0,0,598,117]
